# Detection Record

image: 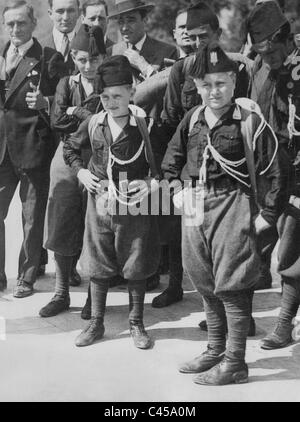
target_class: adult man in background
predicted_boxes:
[173,8,196,60]
[42,0,80,75]
[81,0,115,48]
[0,0,59,296]
[247,1,300,349]
[108,0,178,84]
[40,0,81,285]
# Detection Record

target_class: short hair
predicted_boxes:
[48,0,80,9]
[82,0,108,16]
[3,0,36,22]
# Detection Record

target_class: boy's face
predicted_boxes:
[71,50,104,81]
[194,72,236,110]
[188,24,220,51]
[100,85,134,118]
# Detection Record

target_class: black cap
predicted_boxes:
[246,1,288,44]
[95,55,133,93]
[190,42,238,79]
[70,24,106,56]
[186,1,219,35]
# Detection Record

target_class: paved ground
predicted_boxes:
[1,191,300,402]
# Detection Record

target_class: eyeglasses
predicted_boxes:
[252,28,287,53]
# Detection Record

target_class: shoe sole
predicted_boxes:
[260,339,293,350]
[193,373,248,386]
[13,291,34,298]
[39,306,70,318]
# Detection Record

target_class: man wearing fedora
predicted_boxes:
[108,0,178,83]
[247,1,300,349]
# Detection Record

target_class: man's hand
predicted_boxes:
[26,83,48,110]
[128,178,159,203]
[66,106,77,116]
[255,214,271,235]
[123,48,152,75]
[77,169,100,193]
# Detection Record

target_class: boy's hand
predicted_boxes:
[128,178,159,203]
[255,214,271,234]
[77,169,100,193]
[26,83,48,110]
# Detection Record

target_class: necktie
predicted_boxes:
[61,33,70,61]
[6,46,20,76]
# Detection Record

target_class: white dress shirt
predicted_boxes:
[52,27,76,54]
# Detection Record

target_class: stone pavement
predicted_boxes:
[1,192,300,402]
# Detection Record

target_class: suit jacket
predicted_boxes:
[0,38,60,169]
[40,33,75,76]
[108,35,178,74]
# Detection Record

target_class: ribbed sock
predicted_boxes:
[91,278,110,319]
[54,253,73,298]
[128,280,146,323]
[202,295,227,355]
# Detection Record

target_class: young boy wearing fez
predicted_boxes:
[64,55,162,349]
[162,43,284,385]
[39,25,106,318]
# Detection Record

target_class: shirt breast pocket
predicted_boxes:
[215,131,243,157]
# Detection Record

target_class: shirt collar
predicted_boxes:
[9,38,34,57]
[53,27,76,48]
[130,34,147,52]
[199,103,241,125]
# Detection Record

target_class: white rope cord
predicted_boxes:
[288,95,300,139]
[106,118,154,207]
[199,134,251,188]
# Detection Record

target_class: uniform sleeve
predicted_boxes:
[256,124,286,225]
[161,60,185,130]
[50,77,81,134]
[161,112,191,181]
[63,115,92,175]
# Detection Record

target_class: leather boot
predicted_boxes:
[260,322,293,350]
[152,287,183,308]
[69,267,82,287]
[146,273,160,292]
[178,348,225,374]
[193,357,248,386]
[129,321,152,349]
[39,295,70,318]
[75,317,105,347]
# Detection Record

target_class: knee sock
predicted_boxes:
[91,278,110,320]
[128,280,146,323]
[221,290,252,362]
[202,295,227,355]
[278,279,300,326]
[54,253,73,298]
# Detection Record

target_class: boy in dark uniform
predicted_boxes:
[64,56,161,349]
[39,25,106,318]
[161,43,283,385]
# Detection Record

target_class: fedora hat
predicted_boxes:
[108,0,154,19]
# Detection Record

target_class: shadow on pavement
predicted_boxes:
[249,344,300,382]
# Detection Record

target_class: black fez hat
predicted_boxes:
[190,42,238,79]
[246,1,288,44]
[95,55,133,93]
[108,0,154,18]
[186,1,219,35]
[70,24,106,56]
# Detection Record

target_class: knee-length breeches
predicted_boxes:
[182,188,260,296]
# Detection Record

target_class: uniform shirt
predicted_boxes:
[63,110,166,182]
[162,103,284,225]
